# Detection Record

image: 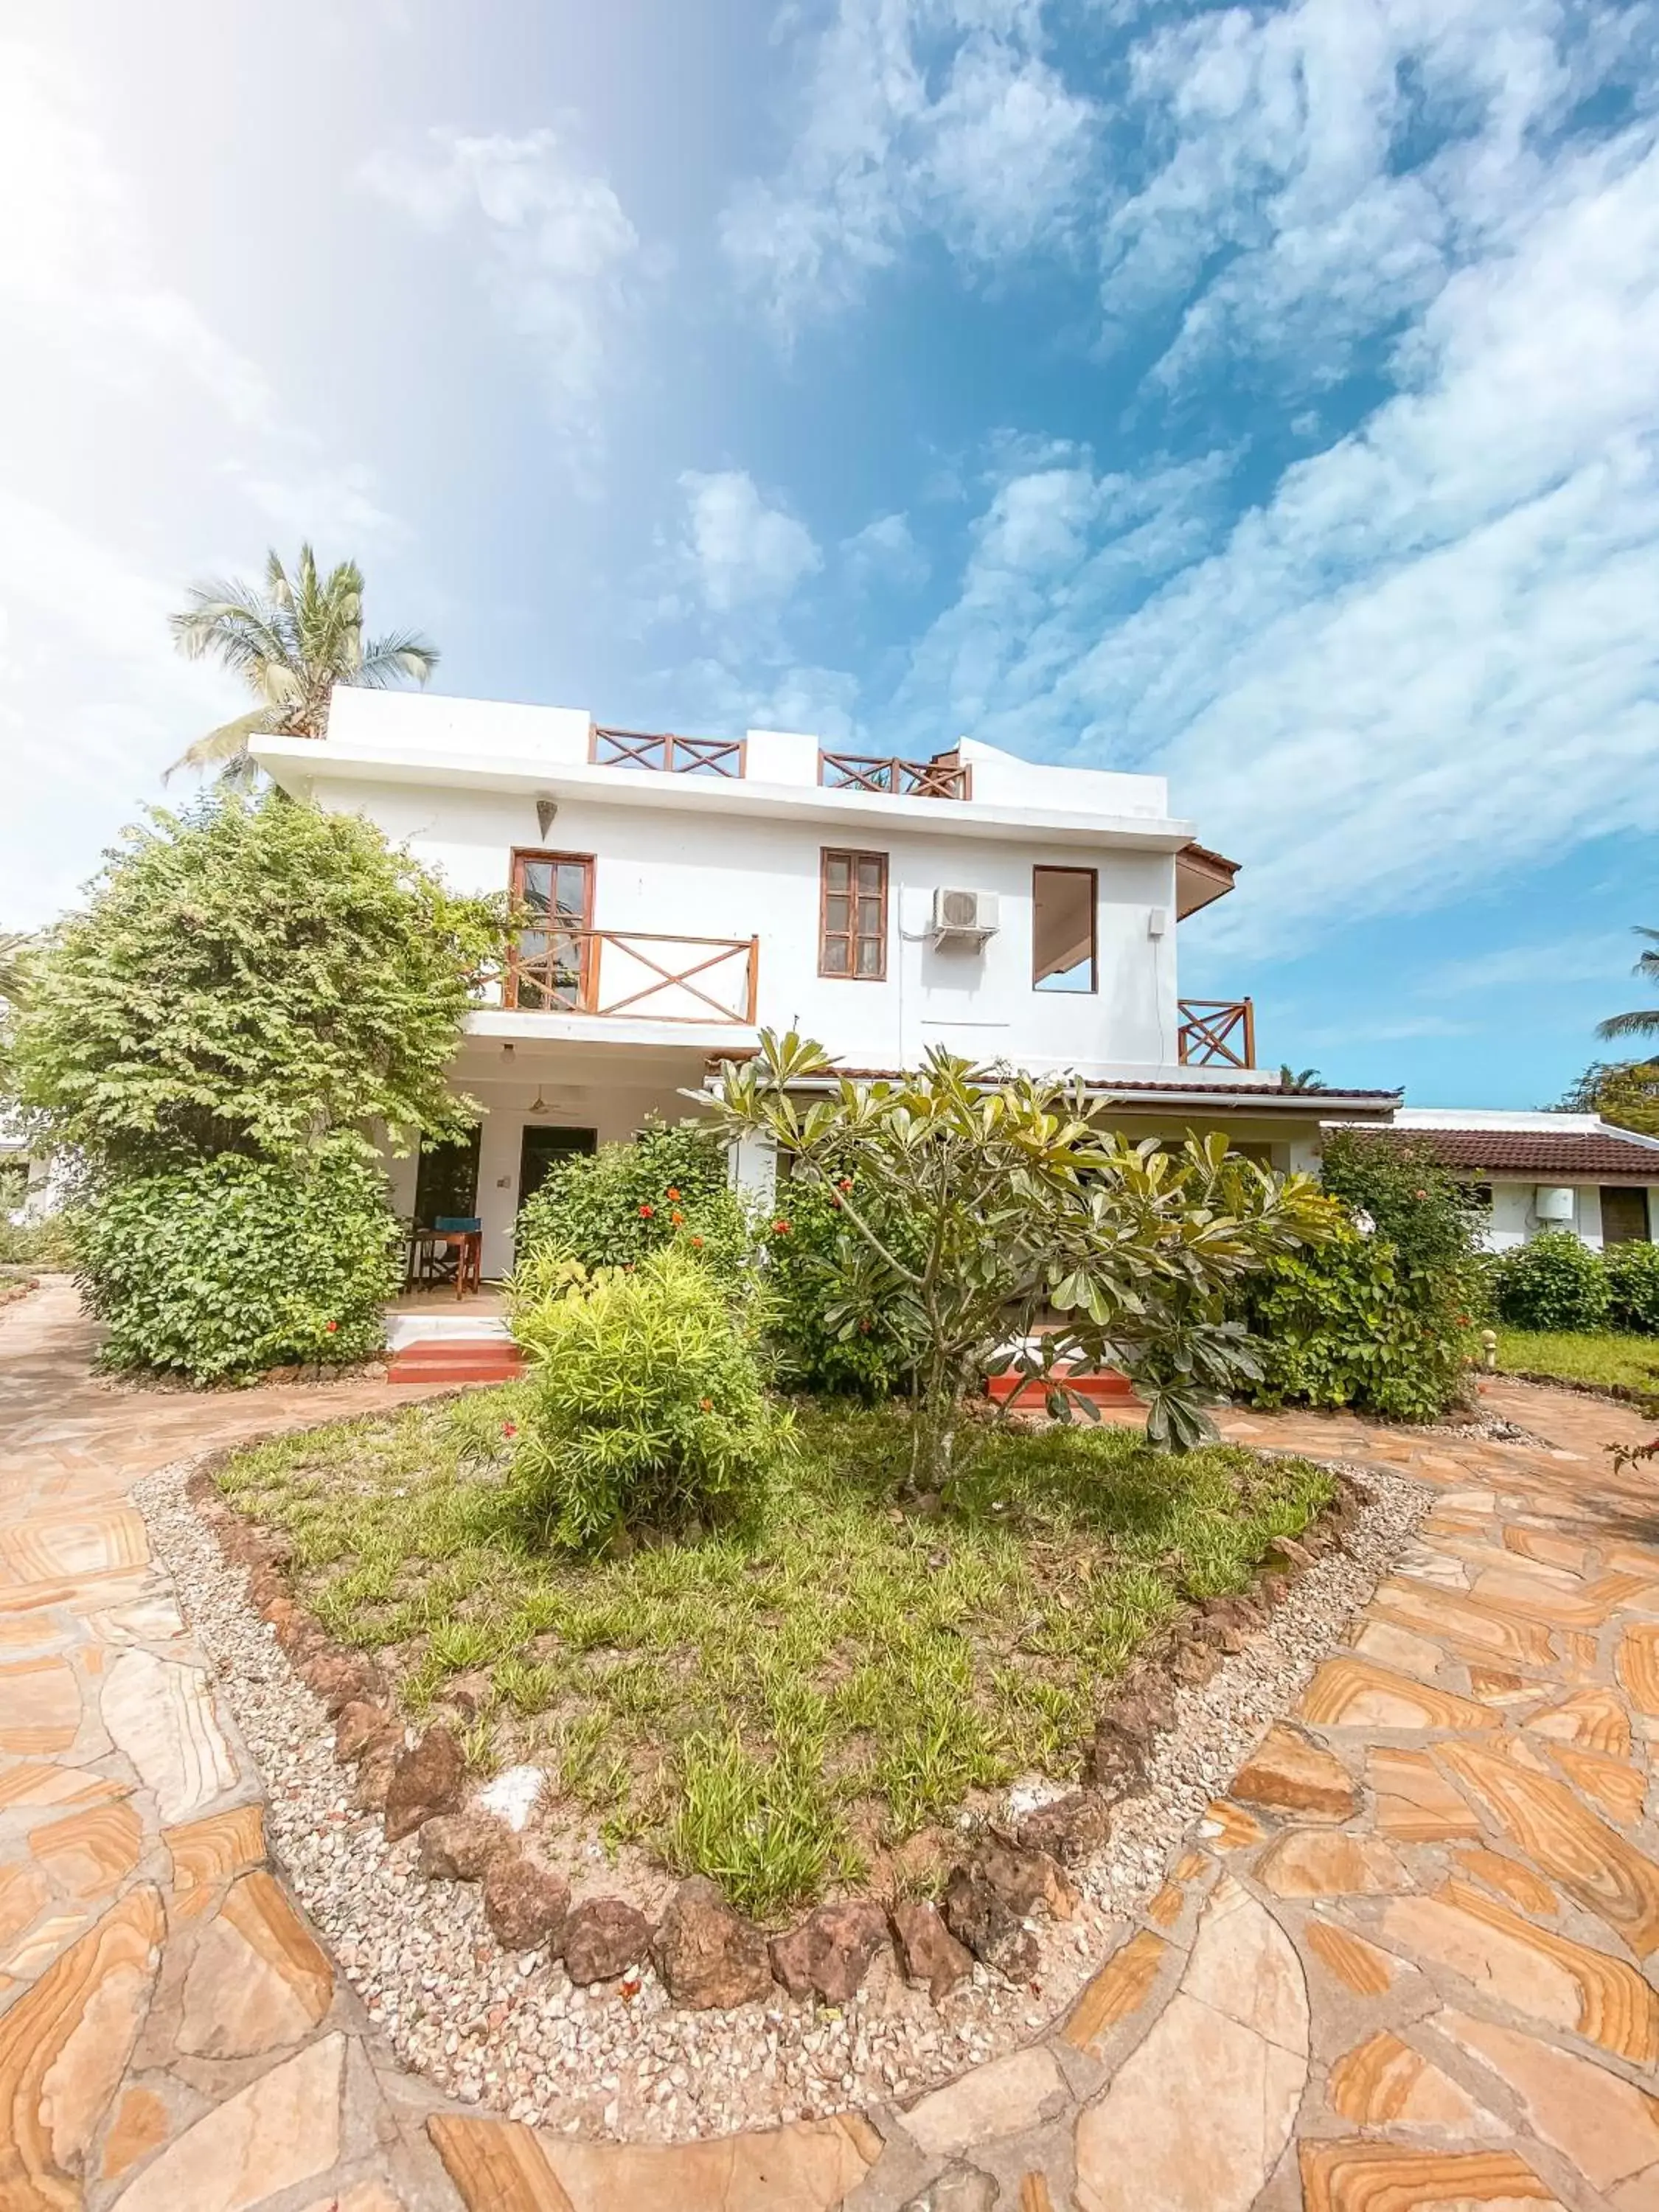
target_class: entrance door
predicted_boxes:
[413,1126,481,1224]
[1601,1186,1650,1244]
[518,1124,598,1212]
[509,852,594,1010]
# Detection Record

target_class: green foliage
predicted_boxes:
[665,1729,846,1917]
[509,1247,792,1551]
[512,1121,754,1289]
[1318,1129,1489,1279]
[1491,1228,1612,1332]
[1604,1239,1659,1333]
[1495,1326,1659,1396]
[1559,1059,1659,1138]
[14,791,501,1169]
[706,1030,1333,1482]
[762,1167,912,1397]
[1237,1214,1473,1422]
[0,1211,75,1270]
[74,1141,400,1383]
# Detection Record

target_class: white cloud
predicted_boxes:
[1423,932,1640,993]
[723,0,1094,334]
[842,511,931,591]
[678,470,822,613]
[880,118,1659,955]
[361,127,639,420]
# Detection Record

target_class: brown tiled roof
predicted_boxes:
[701,1053,1399,1110]
[1369,1127,1659,1179]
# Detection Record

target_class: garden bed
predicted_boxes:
[135,1393,1425,2138]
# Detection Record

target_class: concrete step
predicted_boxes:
[987,1368,1138,1408]
[387,1341,525,1385]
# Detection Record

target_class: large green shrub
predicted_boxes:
[1491,1228,1611,1332]
[75,1142,400,1383]
[765,1167,913,1398]
[13,791,501,1169]
[513,1121,754,1288]
[1604,1239,1659,1333]
[1237,1214,1472,1422]
[510,1247,791,1551]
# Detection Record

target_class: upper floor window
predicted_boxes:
[820,849,888,979]
[509,850,593,1010]
[1032,866,1096,992]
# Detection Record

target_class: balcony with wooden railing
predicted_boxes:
[591,726,745,778]
[1177,997,1255,1069]
[818,750,972,800]
[505,928,759,1026]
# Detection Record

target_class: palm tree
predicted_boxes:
[1278,1064,1323,1091]
[1596,927,1659,1043]
[167,544,439,782]
[0,932,32,1011]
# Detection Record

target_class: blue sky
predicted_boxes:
[4,0,1658,1106]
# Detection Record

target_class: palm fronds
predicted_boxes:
[1596,927,1659,1042]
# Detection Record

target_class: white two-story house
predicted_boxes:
[252,692,1399,1279]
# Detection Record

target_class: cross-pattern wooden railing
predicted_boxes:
[1177,998,1256,1069]
[507,928,759,1025]
[591,726,745,778]
[818,751,972,800]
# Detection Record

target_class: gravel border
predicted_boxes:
[135,1452,1425,2143]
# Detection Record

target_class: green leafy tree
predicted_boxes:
[1596,926,1659,1046]
[167,544,438,784]
[1558,1059,1659,1138]
[512,1122,754,1290]
[14,792,502,1169]
[703,1030,1332,1484]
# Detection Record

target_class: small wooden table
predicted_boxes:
[406,1228,484,1299]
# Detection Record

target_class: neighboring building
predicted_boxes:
[252,694,1397,1277]
[1366,1107,1659,1250]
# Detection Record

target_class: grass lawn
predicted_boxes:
[217,1391,1334,1915]
[1495,1326,1659,1399]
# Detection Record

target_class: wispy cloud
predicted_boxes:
[842,511,931,592]
[676,470,822,613]
[1422,931,1643,994]
[360,126,640,432]
[723,0,1095,336]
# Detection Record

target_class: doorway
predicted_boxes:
[413,1127,481,1225]
[518,1124,598,1213]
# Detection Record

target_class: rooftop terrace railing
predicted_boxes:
[591,727,745,778]
[818,750,972,800]
[1177,998,1256,1069]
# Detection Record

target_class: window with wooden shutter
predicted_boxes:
[819,849,888,979]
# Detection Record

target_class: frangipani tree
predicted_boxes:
[702,1031,1334,1489]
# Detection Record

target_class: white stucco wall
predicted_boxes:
[1480,1180,1607,1251]
[315,776,1185,1075]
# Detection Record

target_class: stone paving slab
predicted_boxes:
[4,1276,1659,2211]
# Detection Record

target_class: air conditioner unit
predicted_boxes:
[931,887,999,944]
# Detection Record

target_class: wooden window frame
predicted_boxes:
[507,848,596,1012]
[818,848,889,981]
[1032,865,1098,994]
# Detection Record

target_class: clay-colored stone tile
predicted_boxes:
[543,2112,884,2209]
[1300,1655,1500,1733]
[1472,1568,1659,1628]
[1377,1880,1659,2066]
[1453,1848,1559,1919]
[176,1870,333,2059]
[906,2046,1068,2157]
[1371,1582,1555,1668]
[1351,1621,1449,1683]
[1506,1527,1594,1573]
[99,1648,237,1826]
[1,1908,88,1979]
[1298,2139,1562,2208]
[164,1804,265,1906]
[1326,2030,1499,2132]
[1064,1930,1168,2052]
[1467,1667,1538,1707]
[1147,1881,1183,1927]
[1257,1830,1409,1900]
[33,1800,144,1901]
[1368,1748,1481,1842]
[1305,1921,1399,1997]
[1199,1801,1267,1851]
[86,1597,187,1647]
[1074,1884,1308,2212]
[1548,1744,1649,1829]
[1173,1850,1207,1881]
[1438,2006,1659,2199]
[0,1884,163,2208]
[100,2084,170,2181]
[0,1506,148,1583]
[1526,1686,1635,1759]
[1553,1629,1601,1681]
[1019,2177,1054,2212]
[428,2117,575,2211]
[0,1657,82,1756]
[299,2185,406,2212]
[1437,1740,1659,1955]
[1233,1725,1357,1820]
[1618,1625,1659,1718]
[112,2030,346,2212]
[0,1860,49,1951]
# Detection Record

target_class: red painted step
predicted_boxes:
[987,1368,1138,1408]
[387,1340,524,1385]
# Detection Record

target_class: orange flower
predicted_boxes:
[324,1320,338,1333]
[639,1203,655,1218]
[772,1218,792,1236]
[690,1235,704,1248]
[837,1176,853,1192]
[503,1420,518,1438]
[666,1186,681,1200]
[699,1397,713,1411]
[670,1209,684,1225]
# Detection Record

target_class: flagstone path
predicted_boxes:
[2,1276,1658,2211]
